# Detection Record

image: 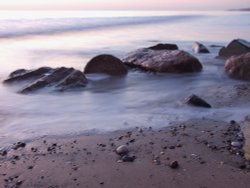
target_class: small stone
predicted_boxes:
[169,161,179,169]
[169,146,175,149]
[231,141,242,148]
[0,150,7,156]
[230,120,236,124]
[121,155,136,162]
[116,145,129,156]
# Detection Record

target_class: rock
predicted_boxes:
[13,142,26,150]
[231,141,242,148]
[192,42,210,53]
[84,54,128,76]
[123,49,202,73]
[121,155,136,162]
[219,39,250,58]
[115,145,129,156]
[4,67,53,84]
[224,52,250,80]
[243,119,250,160]
[169,161,179,169]
[0,150,7,156]
[4,67,88,94]
[148,43,178,50]
[184,94,211,108]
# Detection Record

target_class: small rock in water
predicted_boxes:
[13,142,26,150]
[184,94,211,108]
[116,145,129,156]
[169,161,179,169]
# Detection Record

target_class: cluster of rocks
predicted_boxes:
[2,39,250,111]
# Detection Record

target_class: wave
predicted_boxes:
[0,15,200,39]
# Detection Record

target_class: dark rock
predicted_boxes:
[13,142,26,150]
[0,150,7,156]
[148,43,178,50]
[123,49,202,73]
[4,67,53,84]
[121,155,136,162]
[192,42,210,53]
[169,161,179,169]
[84,54,128,76]
[219,39,250,58]
[184,94,211,108]
[224,52,250,80]
[4,67,88,94]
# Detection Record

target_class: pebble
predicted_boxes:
[231,141,242,148]
[121,155,136,162]
[13,142,26,150]
[169,161,179,169]
[116,145,129,156]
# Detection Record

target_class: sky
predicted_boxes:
[0,0,250,10]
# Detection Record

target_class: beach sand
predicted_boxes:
[0,118,249,188]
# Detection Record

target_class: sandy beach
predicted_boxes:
[0,117,249,188]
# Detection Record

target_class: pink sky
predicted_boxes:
[1,0,250,10]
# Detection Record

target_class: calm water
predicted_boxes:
[0,11,250,145]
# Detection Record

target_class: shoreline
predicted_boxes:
[1,118,249,188]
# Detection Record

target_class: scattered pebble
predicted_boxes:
[116,145,129,156]
[169,161,179,169]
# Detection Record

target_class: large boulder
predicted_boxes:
[123,48,202,73]
[192,42,209,53]
[148,43,178,50]
[224,52,250,80]
[219,39,250,58]
[4,67,88,93]
[84,54,128,76]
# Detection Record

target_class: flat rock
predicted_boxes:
[148,43,178,50]
[123,49,202,73]
[4,67,88,94]
[84,54,128,76]
[184,94,211,108]
[224,52,250,80]
[192,42,210,53]
[219,39,250,58]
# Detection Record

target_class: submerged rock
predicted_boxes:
[84,54,128,76]
[184,94,211,108]
[219,39,250,58]
[4,67,53,84]
[123,48,202,73]
[224,52,250,80]
[192,42,210,53]
[148,43,178,50]
[4,67,88,94]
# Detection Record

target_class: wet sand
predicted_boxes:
[0,118,250,188]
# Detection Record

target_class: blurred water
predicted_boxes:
[0,10,249,145]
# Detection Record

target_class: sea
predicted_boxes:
[0,10,250,145]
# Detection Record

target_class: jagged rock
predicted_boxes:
[224,52,250,80]
[4,67,53,83]
[219,39,250,58]
[123,49,202,73]
[192,42,210,53]
[84,54,128,76]
[148,43,178,50]
[184,94,211,108]
[4,67,88,94]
